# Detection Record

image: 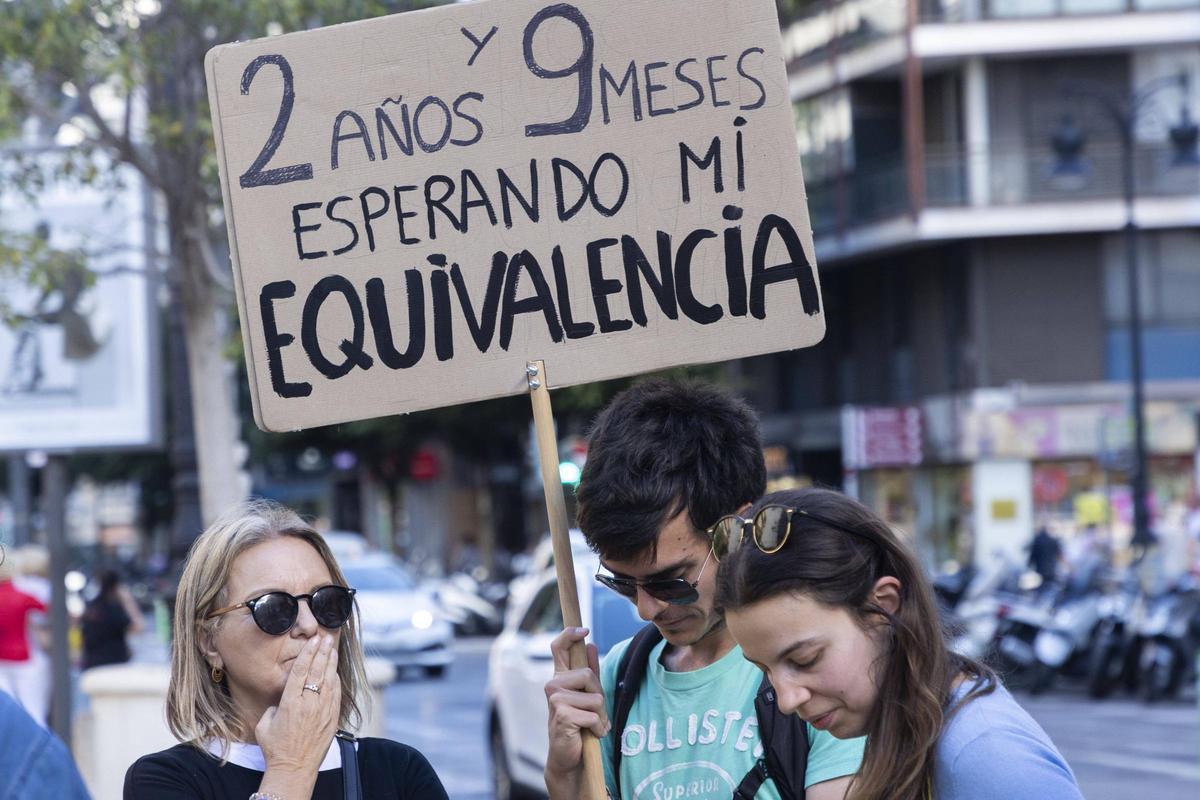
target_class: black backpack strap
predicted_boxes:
[609,624,664,800]
[733,758,771,799]
[751,674,809,800]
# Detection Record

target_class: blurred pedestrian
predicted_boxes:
[1064,524,1107,595]
[12,545,51,602]
[1027,526,1062,587]
[124,499,448,799]
[0,688,91,799]
[81,570,144,670]
[12,545,52,725]
[1185,498,1200,576]
[0,548,48,723]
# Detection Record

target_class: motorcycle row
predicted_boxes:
[937,560,1200,701]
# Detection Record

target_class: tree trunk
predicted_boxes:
[174,233,245,524]
[142,0,246,527]
[165,291,204,555]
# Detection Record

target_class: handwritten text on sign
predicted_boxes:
[206,0,824,432]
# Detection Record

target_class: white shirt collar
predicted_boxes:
[204,737,350,772]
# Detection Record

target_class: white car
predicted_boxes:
[339,554,454,677]
[321,530,370,562]
[505,529,593,626]
[487,550,645,799]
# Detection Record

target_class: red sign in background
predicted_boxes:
[409,448,440,482]
[1033,465,1069,505]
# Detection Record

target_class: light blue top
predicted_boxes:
[934,681,1083,800]
[599,636,865,800]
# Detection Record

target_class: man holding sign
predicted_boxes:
[544,381,864,800]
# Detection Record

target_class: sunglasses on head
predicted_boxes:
[206,584,357,636]
[595,549,713,606]
[708,504,866,561]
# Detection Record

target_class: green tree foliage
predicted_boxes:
[0,0,447,524]
[0,227,93,328]
[775,0,818,26]
[0,1,444,201]
[1,0,733,539]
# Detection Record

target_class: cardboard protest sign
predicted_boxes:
[207,0,824,432]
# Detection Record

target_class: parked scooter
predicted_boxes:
[1029,584,1102,692]
[995,563,1103,692]
[994,588,1055,687]
[944,559,1026,662]
[1086,571,1143,699]
[1136,575,1200,703]
[429,571,505,636]
[934,563,977,614]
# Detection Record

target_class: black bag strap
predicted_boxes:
[610,624,665,800]
[335,730,362,800]
[733,758,771,799]
[753,676,808,800]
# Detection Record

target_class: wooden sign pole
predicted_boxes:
[527,360,607,800]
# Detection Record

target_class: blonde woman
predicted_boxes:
[124,499,447,799]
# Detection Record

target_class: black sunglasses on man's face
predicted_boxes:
[594,549,713,606]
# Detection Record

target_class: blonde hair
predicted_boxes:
[13,545,49,579]
[0,546,14,582]
[166,498,370,754]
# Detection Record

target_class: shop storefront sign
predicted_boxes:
[961,402,1198,461]
[842,405,922,469]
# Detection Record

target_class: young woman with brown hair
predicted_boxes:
[716,487,1083,800]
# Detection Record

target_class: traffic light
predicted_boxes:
[558,460,582,486]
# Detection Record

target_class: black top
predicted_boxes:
[123,738,448,800]
[81,597,131,669]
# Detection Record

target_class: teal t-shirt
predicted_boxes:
[600,636,865,800]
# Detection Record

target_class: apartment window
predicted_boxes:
[794,89,854,184]
[1104,230,1200,381]
[1104,230,1200,326]
[887,270,915,403]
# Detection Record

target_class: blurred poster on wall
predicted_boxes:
[0,158,161,452]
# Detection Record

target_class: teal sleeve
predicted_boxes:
[803,726,865,788]
[598,638,632,795]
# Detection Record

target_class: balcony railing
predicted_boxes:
[977,0,1199,19]
[781,0,905,70]
[781,0,1200,69]
[806,140,1200,235]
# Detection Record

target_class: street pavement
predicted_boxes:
[385,637,495,800]
[1016,686,1200,800]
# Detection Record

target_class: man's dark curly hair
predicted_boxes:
[576,379,766,563]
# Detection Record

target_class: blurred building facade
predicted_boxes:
[740,0,1200,571]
